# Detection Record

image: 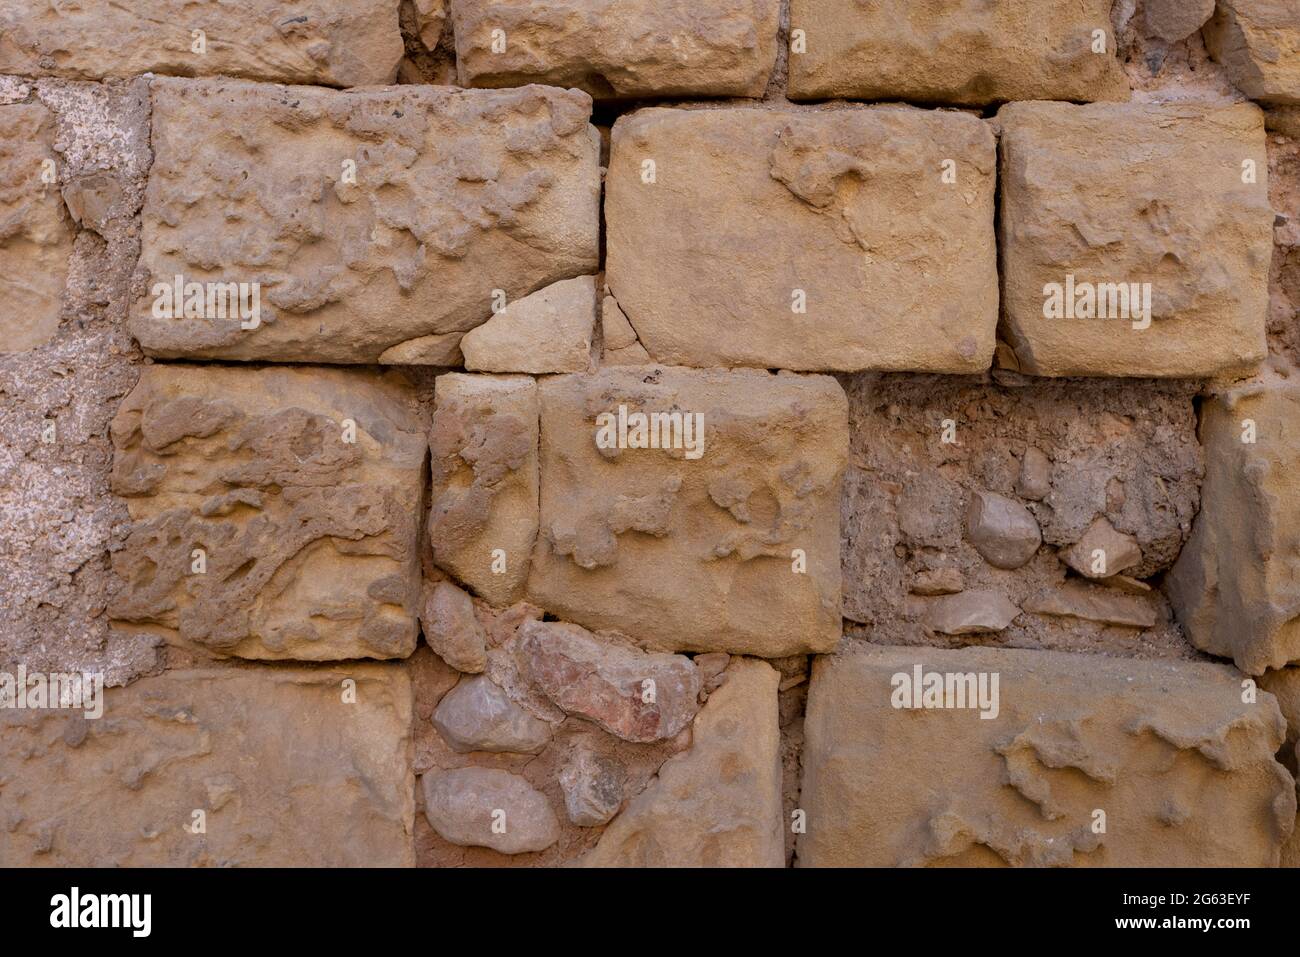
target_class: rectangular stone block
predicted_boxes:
[1168,375,1300,674]
[787,0,1128,105]
[0,665,414,866]
[605,106,998,372]
[0,0,404,87]
[998,101,1273,377]
[1206,0,1300,105]
[109,364,426,661]
[451,0,780,99]
[133,78,600,363]
[525,366,846,656]
[799,645,1295,867]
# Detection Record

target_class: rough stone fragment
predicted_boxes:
[998,101,1272,377]
[433,674,553,753]
[799,645,1295,867]
[451,0,779,99]
[415,0,449,49]
[378,332,463,366]
[133,77,599,363]
[1023,582,1157,628]
[518,620,700,742]
[526,366,846,655]
[604,342,651,365]
[461,275,596,373]
[1260,668,1300,759]
[1016,447,1052,501]
[911,568,964,596]
[965,489,1041,569]
[1061,516,1143,580]
[108,364,425,660]
[0,0,404,87]
[787,0,1128,105]
[428,374,538,606]
[1168,376,1300,674]
[1205,0,1300,104]
[0,666,415,866]
[605,107,997,372]
[922,590,1020,636]
[1145,0,1216,42]
[601,295,638,350]
[581,658,783,867]
[421,767,559,854]
[0,103,74,353]
[421,580,488,673]
[559,748,627,826]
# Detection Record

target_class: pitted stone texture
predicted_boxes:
[998,101,1272,378]
[421,580,488,673]
[134,78,599,363]
[451,0,779,99]
[0,0,403,87]
[461,275,596,373]
[0,666,415,866]
[421,766,560,854]
[518,619,700,742]
[433,674,553,753]
[526,367,846,656]
[0,102,74,353]
[798,645,1295,867]
[787,0,1128,106]
[428,374,538,607]
[1205,0,1300,105]
[108,364,425,661]
[1168,375,1300,675]
[581,658,783,867]
[560,748,627,826]
[605,107,997,372]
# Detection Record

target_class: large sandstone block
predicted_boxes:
[605,106,998,372]
[1168,376,1300,675]
[1205,0,1300,105]
[0,665,415,866]
[798,645,1295,867]
[998,101,1273,377]
[526,367,845,656]
[133,78,600,363]
[787,0,1128,105]
[450,0,779,99]
[0,0,403,87]
[0,102,74,353]
[109,364,426,660]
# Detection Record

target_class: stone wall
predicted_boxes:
[1,0,1299,868]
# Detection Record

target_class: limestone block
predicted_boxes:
[1205,0,1300,105]
[461,275,596,373]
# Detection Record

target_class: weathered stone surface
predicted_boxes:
[1145,0,1216,42]
[451,0,780,99]
[133,78,599,363]
[0,1,404,86]
[581,658,783,867]
[559,747,627,826]
[421,767,560,854]
[421,580,488,673]
[787,0,1128,105]
[799,645,1295,867]
[0,666,415,866]
[518,619,700,742]
[0,103,74,353]
[1168,375,1300,674]
[998,101,1272,377]
[1205,0,1300,104]
[428,374,538,606]
[965,490,1041,569]
[526,366,846,656]
[922,590,1020,636]
[433,674,553,753]
[606,107,997,372]
[414,0,449,49]
[601,295,637,350]
[1016,446,1052,501]
[911,568,964,596]
[1023,582,1158,629]
[461,275,595,373]
[1060,515,1142,579]
[109,364,425,660]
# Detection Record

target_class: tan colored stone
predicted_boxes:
[0,666,415,866]
[922,590,1020,635]
[461,275,596,373]
[1023,582,1157,629]
[1205,0,1300,105]
[1061,516,1142,579]
[581,658,783,867]
[428,374,539,607]
[526,366,846,656]
[1168,375,1300,674]
[1145,0,1216,42]
[0,103,73,353]
[108,364,425,660]
[798,645,1295,867]
[378,332,464,367]
[415,0,449,49]
[133,78,599,363]
[0,0,403,87]
[432,674,553,753]
[605,106,997,372]
[998,101,1272,377]
[421,580,488,673]
[1260,667,1300,757]
[964,489,1041,570]
[451,0,779,99]
[421,766,559,854]
[604,342,650,365]
[787,0,1128,106]
[910,567,964,596]
[601,295,637,350]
